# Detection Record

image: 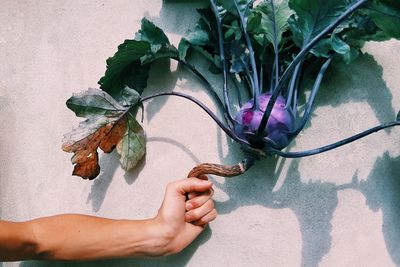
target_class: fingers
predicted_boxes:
[168,177,212,197]
[193,208,217,226]
[185,199,215,222]
[187,175,210,200]
[186,189,214,210]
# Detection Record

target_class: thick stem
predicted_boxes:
[187,157,255,178]
[259,63,264,92]
[209,0,236,123]
[285,62,302,109]
[256,0,369,137]
[232,75,243,107]
[291,58,332,136]
[139,92,249,145]
[240,73,253,98]
[270,121,400,158]
[233,0,260,110]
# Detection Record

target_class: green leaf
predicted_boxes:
[178,9,215,61]
[117,114,146,170]
[364,0,400,39]
[251,0,293,49]
[121,86,141,106]
[178,8,222,72]
[331,33,350,54]
[230,40,247,73]
[99,18,178,99]
[136,18,170,46]
[136,18,178,65]
[66,88,124,118]
[218,0,254,15]
[310,38,333,58]
[98,40,150,98]
[289,0,349,45]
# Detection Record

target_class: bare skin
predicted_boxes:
[0,177,216,261]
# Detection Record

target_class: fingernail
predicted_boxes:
[200,180,212,185]
[186,202,193,210]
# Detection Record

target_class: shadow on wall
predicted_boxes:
[356,153,400,265]
[299,53,396,127]
[213,51,397,267]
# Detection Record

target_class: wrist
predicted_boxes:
[142,217,177,257]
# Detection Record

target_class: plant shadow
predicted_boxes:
[299,53,396,128]
[212,51,398,266]
[355,153,400,265]
[86,151,120,212]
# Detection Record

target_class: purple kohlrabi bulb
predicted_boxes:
[235,93,295,149]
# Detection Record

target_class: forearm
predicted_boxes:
[32,214,173,260]
[1,214,171,261]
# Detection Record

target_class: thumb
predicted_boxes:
[172,177,212,196]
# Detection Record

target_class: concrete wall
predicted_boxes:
[1,1,399,266]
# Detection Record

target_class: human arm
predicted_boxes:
[0,177,216,261]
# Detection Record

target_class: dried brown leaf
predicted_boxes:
[62,115,127,180]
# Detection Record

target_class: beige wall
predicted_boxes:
[1,1,400,266]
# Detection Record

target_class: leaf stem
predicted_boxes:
[259,63,264,92]
[233,0,260,110]
[173,57,233,126]
[270,120,400,158]
[291,58,332,136]
[209,0,236,123]
[285,62,302,109]
[256,0,369,137]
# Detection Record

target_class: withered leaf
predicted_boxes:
[62,115,126,179]
[63,88,146,180]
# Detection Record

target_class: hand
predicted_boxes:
[151,177,217,255]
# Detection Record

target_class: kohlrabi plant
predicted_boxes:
[63,0,400,180]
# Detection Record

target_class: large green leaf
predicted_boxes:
[218,0,254,16]
[98,40,150,98]
[364,0,400,39]
[178,8,222,73]
[250,0,293,49]
[289,0,349,45]
[136,18,179,64]
[66,88,124,118]
[99,18,178,99]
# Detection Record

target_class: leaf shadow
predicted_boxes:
[19,227,212,267]
[353,153,400,265]
[86,151,120,212]
[123,156,146,185]
[299,53,396,129]
[211,51,398,266]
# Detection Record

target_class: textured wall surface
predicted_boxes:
[1,1,400,266]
